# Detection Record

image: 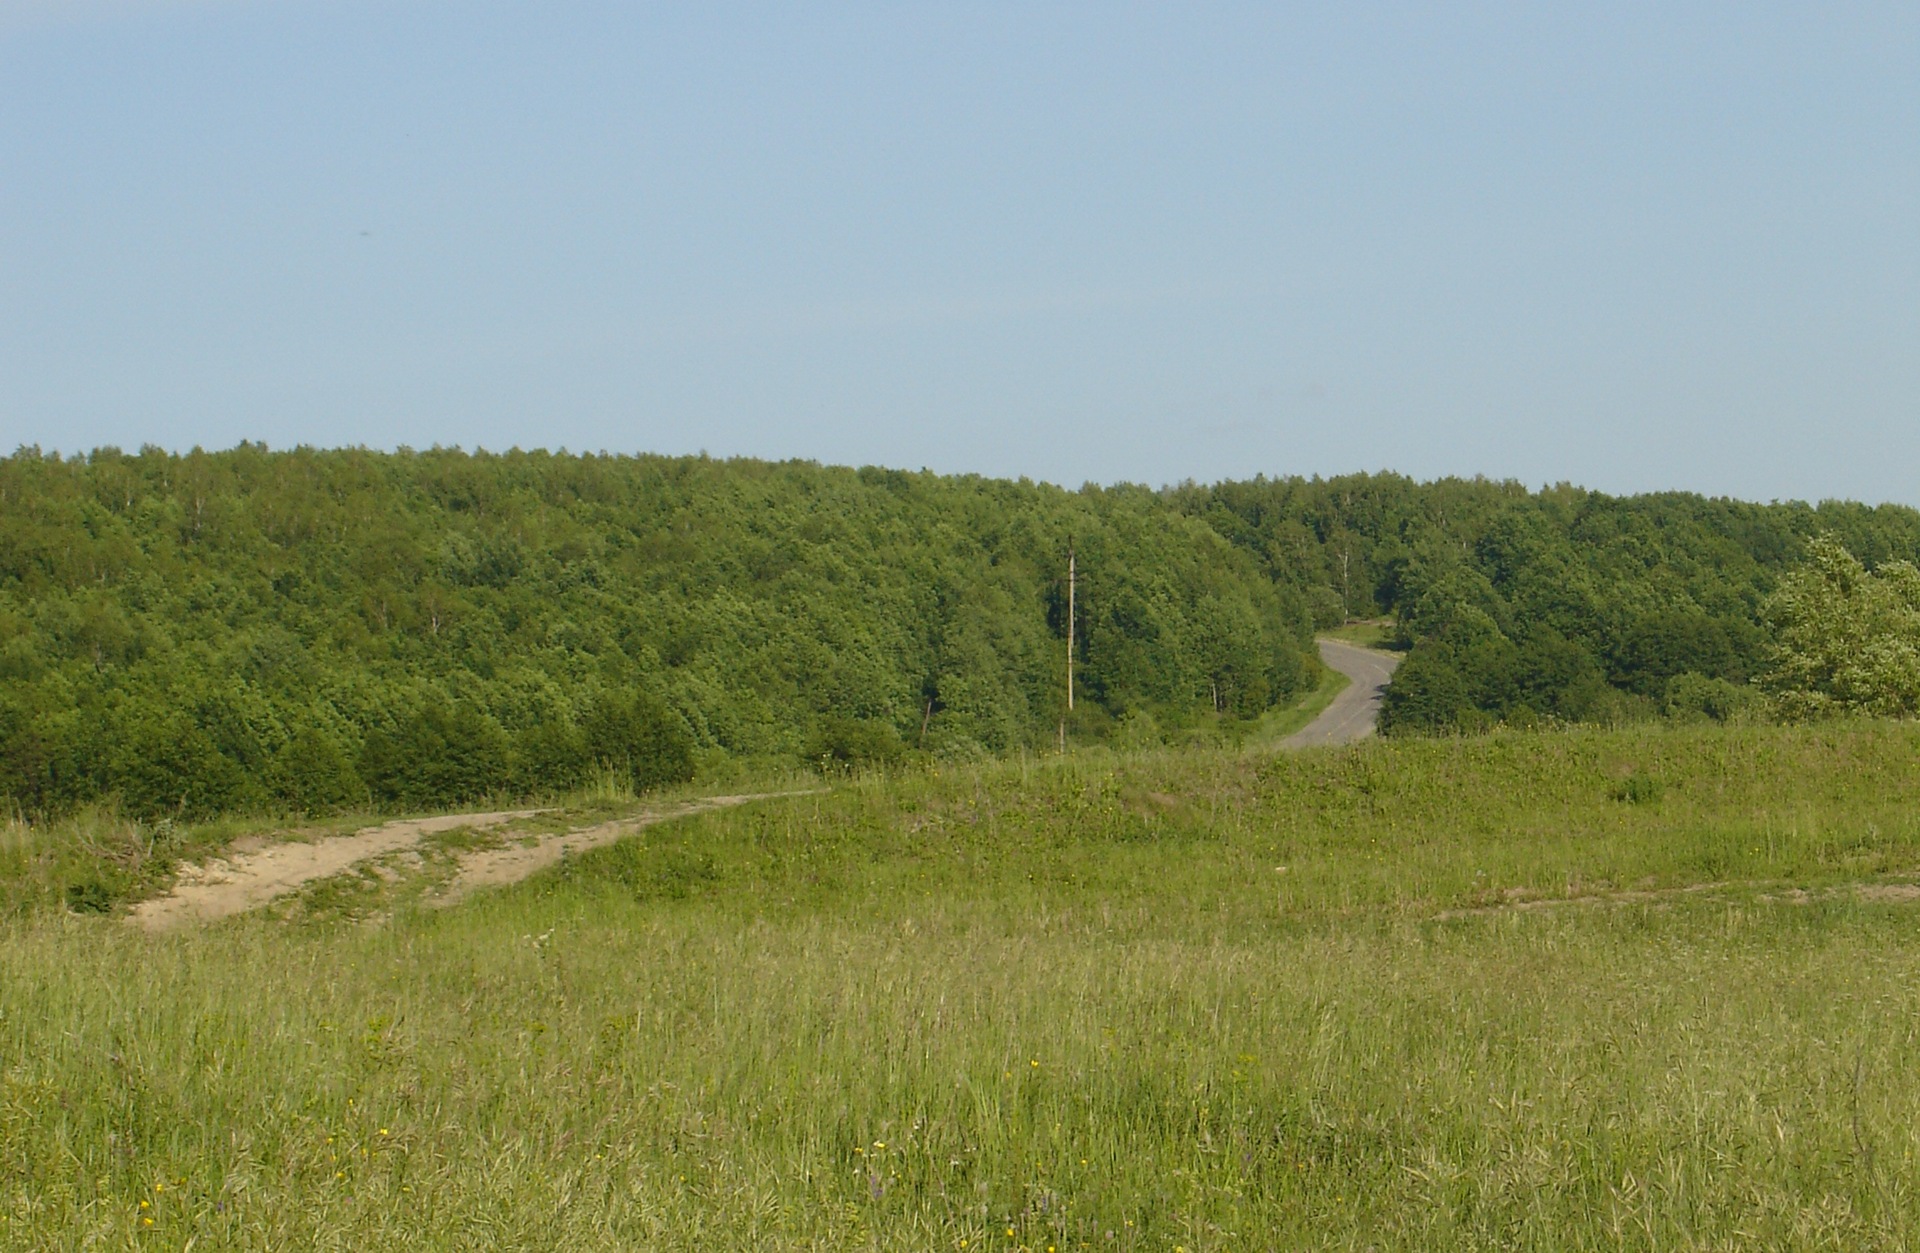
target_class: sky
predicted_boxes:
[2,2,1916,504]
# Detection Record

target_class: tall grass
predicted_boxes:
[9,723,1920,1248]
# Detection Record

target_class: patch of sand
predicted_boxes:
[131,809,549,931]
[130,792,820,930]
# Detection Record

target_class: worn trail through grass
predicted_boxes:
[128,791,816,929]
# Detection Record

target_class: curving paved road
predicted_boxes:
[1284,638,1402,747]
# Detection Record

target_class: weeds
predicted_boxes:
[9,722,1920,1247]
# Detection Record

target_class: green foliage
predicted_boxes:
[1175,474,1920,733]
[359,700,511,807]
[1610,769,1664,804]
[1664,671,1762,724]
[63,878,113,914]
[1765,534,1920,719]
[0,446,1316,820]
[806,714,908,773]
[581,689,695,790]
[17,442,1920,811]
[113,712,251,821]
[269,726,366,813]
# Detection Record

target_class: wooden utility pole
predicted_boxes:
[1067,547,1076,712]
[1060,545,1076,753]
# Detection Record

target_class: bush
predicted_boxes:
[807,716,906,774]
[582,690,695,792]
[1611,771,1664,805]
[1665,672,1763,724]
[114,714,249,821]
[511,719,591,795]
[1380,647,1472,734]
[64,879,113,914]
[360,701,511,808]
[271,726,366,813]
[1112,709,1164,751]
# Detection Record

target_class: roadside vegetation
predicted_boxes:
[1173,474,1920,733]
[11,721,1920,1247]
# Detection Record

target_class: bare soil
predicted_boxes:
[129,809,549,931]
[130,792,815,930]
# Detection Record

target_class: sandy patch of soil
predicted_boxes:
[1852,882,1920,903]
[130,792,819,929]
[131,809,550,931]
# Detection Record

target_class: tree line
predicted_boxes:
[1170,473,1920,732]
[8,449,1917,823]
[0,445,1314,819]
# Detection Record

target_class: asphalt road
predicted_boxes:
[1284,638,1403,747]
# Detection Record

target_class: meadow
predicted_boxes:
[9,722,1920,1248]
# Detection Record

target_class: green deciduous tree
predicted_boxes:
[1765,535,1920,719]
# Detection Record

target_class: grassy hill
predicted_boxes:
[10,722,1920,1247]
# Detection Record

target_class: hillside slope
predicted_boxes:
[0,446,1314,817]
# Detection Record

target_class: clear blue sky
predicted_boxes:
[4,3,1916,503]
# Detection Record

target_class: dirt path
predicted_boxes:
[1431,876,1920,921]
[129,809,549,931]
[429,792,817,906]
[1284,638,1402,748]
[130,792,815,930]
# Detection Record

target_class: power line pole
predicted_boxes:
[1059,544,1076,754]
[1067,546,1076,713]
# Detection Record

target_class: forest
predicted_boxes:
[1171,473,1920,733]
[6,445,1920,823]
[0,445,1313,819]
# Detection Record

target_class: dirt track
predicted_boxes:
[128,809,549,930]
[1432,876,1920,921]
[130,792,814,930]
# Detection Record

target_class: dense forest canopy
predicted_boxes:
[1171,473,1920,732]
[8,447,1920,823]
[0,445,1313,818]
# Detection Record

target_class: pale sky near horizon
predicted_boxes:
[3,3,1916,504]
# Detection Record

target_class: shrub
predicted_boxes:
[113,714,249,821]
[807,715,905,774]
[271,726,366,813]
[360,701,511,808]
[581,690,695,792]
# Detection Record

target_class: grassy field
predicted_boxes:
[1318,620,1399,650]
[10,724,1920,1248]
